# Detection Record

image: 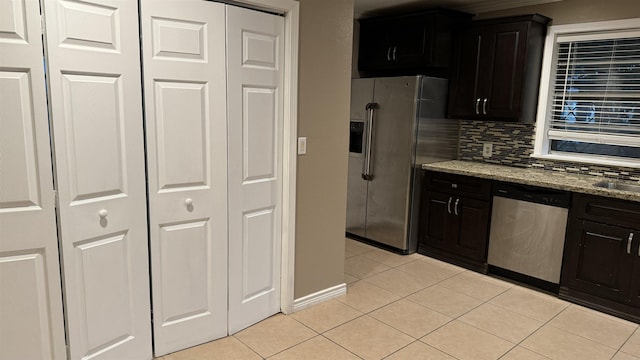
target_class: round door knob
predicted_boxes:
[185,198,193,206]
[98,209,108,218]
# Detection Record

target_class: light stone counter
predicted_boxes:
[422,160,640,203]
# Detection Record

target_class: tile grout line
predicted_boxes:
[231,333,274,360]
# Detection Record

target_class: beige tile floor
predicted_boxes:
[157,238,640,360]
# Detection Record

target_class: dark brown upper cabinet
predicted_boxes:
[358,9,471,78]
[448,14,550,122]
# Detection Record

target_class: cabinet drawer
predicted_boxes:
[572,193,640,229]
[424,171,491,200]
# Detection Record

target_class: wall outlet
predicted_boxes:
[482,142,493,158]
[297,137,307,155]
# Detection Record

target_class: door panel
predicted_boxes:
[140,0,228,355]
[61,74,126,201]
[0,0,66,358]
[227,5,284,334]
[423,191,452,251]
[448,29,482,119]
[154,81,209,189]
[159,220,210,321]
[365,77,417,250]
[563,220,634,304]
[485,23,527,118]
[456,197,489,262]
[43,0,152,358]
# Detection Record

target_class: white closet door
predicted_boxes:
[139,0,228,355]
[226,5,285,334]
[42,0,152,359]
[0,1,66,359]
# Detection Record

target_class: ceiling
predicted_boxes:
[354,0,562,18]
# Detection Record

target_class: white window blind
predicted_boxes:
[549,36,640,148]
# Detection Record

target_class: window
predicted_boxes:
[534,18,640,168]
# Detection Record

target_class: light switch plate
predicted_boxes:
[483,142,493,158]
[297,137,307,155]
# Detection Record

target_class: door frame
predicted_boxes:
[230,0,299,314]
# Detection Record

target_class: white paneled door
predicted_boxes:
[43,0,152,359]
[0,1,66,359]
[140,0,229,355]
[226,6,285,334]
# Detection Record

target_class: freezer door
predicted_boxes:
[365,77,419,250]
[346,78,374,237]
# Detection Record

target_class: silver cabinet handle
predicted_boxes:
[454,198,460,216]
[362,102,377,180]
[475,98,481,115]
[387,47,391,61]
[447,197,452,214]
[628,233,633,254]
[392,46,397,61]
[483,98,488,115]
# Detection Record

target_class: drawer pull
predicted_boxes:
[628,233,633,255]
[447,197,452,214]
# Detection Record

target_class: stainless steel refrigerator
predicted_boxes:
[346,76,459,254]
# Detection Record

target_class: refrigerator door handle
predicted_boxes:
[362,102,378,180]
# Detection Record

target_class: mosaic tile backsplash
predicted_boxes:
[458,120,640,182]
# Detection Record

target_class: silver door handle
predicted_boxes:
[475,98,481,115]
[483,98,488,115]
[387,47,391,61]
[362,102,377,180]
[392,46,397,61]
[454,198,460,216]
[628,233,633,254]
[447,197,452,214]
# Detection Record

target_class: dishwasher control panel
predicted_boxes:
[492,182,571,208]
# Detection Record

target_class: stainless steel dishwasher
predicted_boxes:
[488,182,571,292]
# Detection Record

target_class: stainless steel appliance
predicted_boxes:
[346,76,459,254]
[488,182,570,291]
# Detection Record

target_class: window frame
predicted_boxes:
[533,17,640,169]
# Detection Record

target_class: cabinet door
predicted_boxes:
[483,22,528,119]
[562,220,634,305]
[627,231,640,307]
[455,197,490,261]
[358,21,393,71]
[448,27,483,119]
[392,19,431,68]
[422,191,458,252]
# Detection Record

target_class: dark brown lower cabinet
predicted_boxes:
[561,193,640,322]
[419,171,491,272]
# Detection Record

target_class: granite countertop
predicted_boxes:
[422,160,640,202]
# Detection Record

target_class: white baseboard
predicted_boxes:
[292,283,347,312]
